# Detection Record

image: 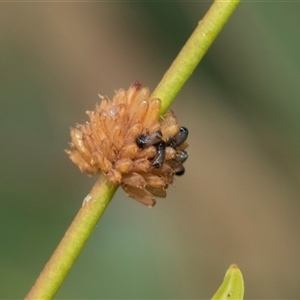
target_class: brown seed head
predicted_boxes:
[66,82,188,207]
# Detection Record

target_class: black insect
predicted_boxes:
[136,131,162,148]
[173,150,189,164]
[135,130,166,168]
[135,126,189,171]
[151,140,166,168]
[166,128,189,175]
[168,150,188,176]
[166,126,189,148]
[175,167,185,176]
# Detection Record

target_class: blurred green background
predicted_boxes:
[1,2,300,299]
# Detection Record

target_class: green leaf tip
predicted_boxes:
[211,264,244,300]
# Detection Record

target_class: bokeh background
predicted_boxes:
[1,2,300,299]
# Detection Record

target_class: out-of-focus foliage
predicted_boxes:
[1,2,300,299]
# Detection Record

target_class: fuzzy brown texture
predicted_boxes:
[66,82,188,207]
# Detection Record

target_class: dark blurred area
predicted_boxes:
[1,2,300,299]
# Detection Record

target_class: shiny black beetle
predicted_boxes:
[135,126,189,173]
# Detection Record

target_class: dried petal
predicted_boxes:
[132,158,151,173]
[146,186,167,198]
[123,185,156,207]
[141,172,166,189]
[129,99,149,126]
[161,124,179,141]
[70,128,91,161]
[99,95,111,111]
[124,123,143,144]
[136,146,156,159]
[106,169,122,185]
[142,98,161,129]
[110,124,124,150]
[147,122,161,134]
[120,143,139,159]
[82,134,97,153]
[115,158,134,174]
[92,150,112,172]
[165,147,177,160]
[113,89,126,105]
[101,138,117,162]
[65,150,98,175]
[122,172,147,189]
[125,82,142,106]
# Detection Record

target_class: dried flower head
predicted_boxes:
[66,82,188,207]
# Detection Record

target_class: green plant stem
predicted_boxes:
[152,0,241,115]
[25,1,240,298]
[25,173,118,300]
